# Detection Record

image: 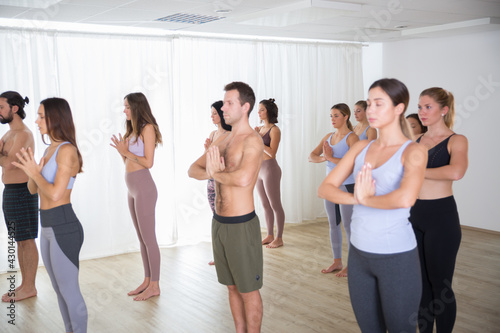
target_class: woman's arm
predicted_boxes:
[110,134,127,163]
[424,134,468,181]
[13,145,78,202]
[27,177,38,194]
[116,125,157,169]
[308,133,331,163]
[318,140,369,204]
[355,143,428,209]
[263,126,281,158]
[204,130,217,152]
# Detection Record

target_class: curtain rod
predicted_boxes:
[0,24,368,47]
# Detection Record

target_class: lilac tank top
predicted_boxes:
[326,132,354,185]
[350,140,416,254]
[41,142,76,190]
[359,126,369,140]
[128,136,145,157]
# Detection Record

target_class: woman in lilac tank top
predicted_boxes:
[353,100,377,141]
[309,103,358,277]
[318,79,428,332]
[110,92,163,301]
[255,98,285,248]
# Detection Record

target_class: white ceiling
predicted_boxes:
[1,0,499,42]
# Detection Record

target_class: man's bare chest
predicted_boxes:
[219,141,244,172]
[1,132,16,156]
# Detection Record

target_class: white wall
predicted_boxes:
[364,30,500,232]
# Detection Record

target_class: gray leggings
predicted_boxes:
[256,159,285,238]
[126,169,160,281]
[348,245,422,332]
[40,204,87,333]
[324,184,354,259]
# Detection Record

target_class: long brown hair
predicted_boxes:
[331,103,354,131]
[123,93,162,146]
[420,87,455,129]
[369,78,412,139]
[40,98,83,173]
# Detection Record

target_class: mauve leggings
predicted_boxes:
[256,158,285,238]
[126,169,160,281]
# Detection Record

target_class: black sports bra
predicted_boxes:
[417,134,455,168]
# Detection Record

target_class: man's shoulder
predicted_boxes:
[14,126,34,141]
[244,130,264,147]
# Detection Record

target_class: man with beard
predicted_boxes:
[0,91,39,302]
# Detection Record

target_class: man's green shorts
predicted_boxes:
[212,211,263,293]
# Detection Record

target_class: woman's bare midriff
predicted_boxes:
[125,159,146,173]
[418,179,453,200]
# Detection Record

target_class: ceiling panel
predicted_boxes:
[0,0,499,42]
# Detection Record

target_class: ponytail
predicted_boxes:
[444,91,455,129]
[347,119,354,131]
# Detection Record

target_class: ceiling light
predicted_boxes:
[215,9,232,14]
[311,0,362,11]
[0,0,63,9]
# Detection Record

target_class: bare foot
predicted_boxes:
[262,235,274,245]
[128,280,150,296]
[266,238,283,248]
[133,285,160,301]
[321,261,343,274]
[2,287,37,302]
[335,266,348,277]
[2,285,22,300]
[208,260,215,265]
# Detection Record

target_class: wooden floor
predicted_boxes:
[1,220,499,332]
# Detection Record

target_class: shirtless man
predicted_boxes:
[0,91,39,302]
[188,82,264,333]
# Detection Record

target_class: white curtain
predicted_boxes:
[0,28,363,273]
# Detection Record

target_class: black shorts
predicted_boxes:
[3,183,39,241]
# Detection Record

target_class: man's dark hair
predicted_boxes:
[0,91,29,119]
[224,82,256,116]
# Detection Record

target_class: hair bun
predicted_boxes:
[24,96,29,104]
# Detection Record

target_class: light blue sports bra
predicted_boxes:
[41,142,76,190]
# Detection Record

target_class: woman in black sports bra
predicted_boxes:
[410,87,469,333]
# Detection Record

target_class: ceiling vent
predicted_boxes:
[155,13,224,25]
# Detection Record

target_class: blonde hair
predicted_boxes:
[420,87,455,129]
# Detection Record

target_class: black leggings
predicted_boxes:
[410,196,461,333]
